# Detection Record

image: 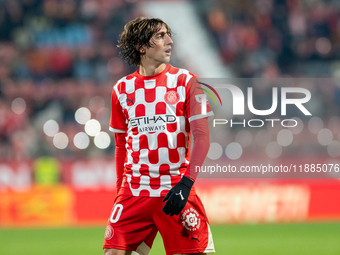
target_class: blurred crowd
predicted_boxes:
[200,0,340,77]
[0,0,139,160]
[0,0,340,160]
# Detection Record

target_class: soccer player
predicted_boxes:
[103,17,215,255]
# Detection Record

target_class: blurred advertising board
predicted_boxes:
[0,185,73,227]
[1,158,340,227]
[197,179,340,224]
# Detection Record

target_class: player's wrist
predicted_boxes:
[180,175,194,189]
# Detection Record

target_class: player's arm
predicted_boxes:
[162,76,212,216]
[162,119,210,216]
[185,77,212,181]
[114,133,126,193]
[109,83,127,194]
[185,117,210,180]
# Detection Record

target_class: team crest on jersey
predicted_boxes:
[164,91,179,105]
[181,207,201,231]
[105,225,114,240]
[195,94,209,105]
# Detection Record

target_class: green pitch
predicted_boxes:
[0,222,340,255]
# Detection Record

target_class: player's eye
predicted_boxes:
[155,32,166,40]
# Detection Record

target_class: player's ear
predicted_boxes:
[137,45,146,54]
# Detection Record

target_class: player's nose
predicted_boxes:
[165,34,173,45]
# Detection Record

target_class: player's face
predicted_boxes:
[143,24,173,65]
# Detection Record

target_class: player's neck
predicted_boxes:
[139,63,167,76]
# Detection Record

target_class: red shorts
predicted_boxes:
[103,194,215,255]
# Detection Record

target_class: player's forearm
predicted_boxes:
[185,118,210,180]
[114,133,126,192]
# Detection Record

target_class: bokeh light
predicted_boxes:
[74,132,90,149]
[43,120,59,137]
[277,129,294,147]
[53,132,69,149]
[317,128,333,146]
[308,117,324,134]
[315,37,331,55]
[75,107,91,125]
[94,132,111,149]
[235,130,253,147]
[84,119,101,136]
[11,97,26,114]
[327,141,340,158]
[266,142,282,159]
[207,142,223,160]
[288,117,304,135]
[89,96,105,112]
[225,142,242,160]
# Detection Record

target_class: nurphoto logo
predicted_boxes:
[197,81,312,128]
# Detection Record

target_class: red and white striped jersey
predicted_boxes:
[110,64,213,197]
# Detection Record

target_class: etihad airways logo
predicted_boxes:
[130,115,177,127]
[130,114,177,132]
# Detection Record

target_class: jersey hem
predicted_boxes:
[189,111,214,122]
[109,127,126,133]
[118,186,197,197]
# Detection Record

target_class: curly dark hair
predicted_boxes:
[117,17,172,66]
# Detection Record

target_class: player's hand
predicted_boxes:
[162,176,194,216]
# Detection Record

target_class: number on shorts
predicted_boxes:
[109,203,123,223]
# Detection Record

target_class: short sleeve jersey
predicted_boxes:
[110,64,213,197]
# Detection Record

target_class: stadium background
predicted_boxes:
[1,0,340,254]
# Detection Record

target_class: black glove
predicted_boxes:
[162,176,194,216]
